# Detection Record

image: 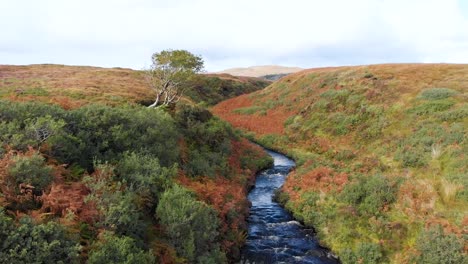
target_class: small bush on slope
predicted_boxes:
[417,88,459,100]
[340,174,401,216]
[88,231,155,264]
[0,208,81,264]
[8,152,53,195]
[156,184,227,263]
[412,225,467,264]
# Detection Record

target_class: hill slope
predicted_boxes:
[0,64,273,262]
[0,64,269,108]
[213,63,468,263]
[216,65,303,77]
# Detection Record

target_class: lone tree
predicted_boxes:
[145,49,204,108]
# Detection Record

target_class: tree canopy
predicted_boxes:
[146,50,204,108]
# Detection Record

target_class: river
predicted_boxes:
[241,149,339,264]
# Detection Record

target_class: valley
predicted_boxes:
[0,62,466,263]
[213,63,468,263]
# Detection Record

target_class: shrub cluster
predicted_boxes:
[417,88,459,100]
[340,174,401,216]
[0,100,265,263]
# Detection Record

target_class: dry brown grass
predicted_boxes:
[0,64,152,107]
[0,64,266,108]
[213,63,468,135]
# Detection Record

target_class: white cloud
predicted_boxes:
[0,0,467,71]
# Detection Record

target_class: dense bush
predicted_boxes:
[0,208,81,264]
[115,152,177,209]
[340,242,383,264]
[84,164,147,244]
[64,104,179,170]
[409,99,455,115]
[0,100,66,122]
[340,174,400,216]
[0,99,270,262]
[175,105,234,177]
[412,225,467,264]
[394,145,428,168]
[7,152,53,195]
[395,122,465,168]
[0,115,66,151]
[156,185,226,263]
[417,88,459,100]
[88,231,155,264]
[0,101,180,171]
[185,75,269,105]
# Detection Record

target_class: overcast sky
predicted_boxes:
[1,0,468,71]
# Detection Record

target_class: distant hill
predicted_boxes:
[213,63,468,263]
[216,65,303,78]
[0,64,269,108]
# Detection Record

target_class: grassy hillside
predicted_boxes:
[213,64,468,263]
[0,64,273,263]
[0,64,269,108]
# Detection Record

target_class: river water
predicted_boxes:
[241,150,339,264]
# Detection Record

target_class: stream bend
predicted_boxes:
[241,150,339,264]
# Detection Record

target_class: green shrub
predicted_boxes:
[397,148,428,167]
[340,242,383,264]
[184,75,268,105]
[0,115,66,150]
[0,101,180,171]
[88,231,155,264]
[175,105,235,177]
[417,88,459,100]
[66,104,179,170]
[156,185,226,263]
[320,89,350,106]
[409,100,455,115]
[8,153,53,195]
[0,100,66,122]
[437,107,468,121]
[327,112,354,135]
[363,72,374,79]
[312,99,330,112]
[340,174,400,216]
[0,208,81,264]
[412,225,467,264]
[84,165,147,243]
[115,152,177,208]
[395,122,465,168]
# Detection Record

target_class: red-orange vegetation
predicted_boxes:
[228,138,267,185]
[40,182,98,224]
[151,240,179,264]
[0,147,98,223]
[396,180,436,219]
[178,174,248,251]
[283,167,348,203]
[178,139,268,254]
[212,94,293,135]
[0,147,40,208]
